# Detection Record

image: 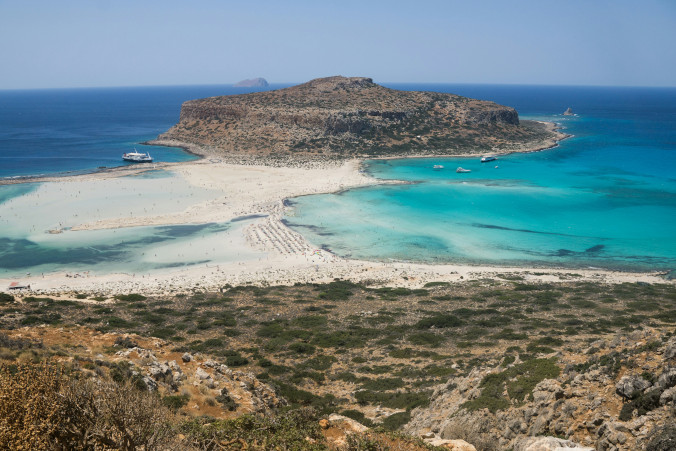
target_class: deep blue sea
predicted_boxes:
[1,83,675,275]
[0,84,279,178]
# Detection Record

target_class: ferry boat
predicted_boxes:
[456,167,471,173]
[480,155,497,163]
[122,149,153,163]
[433,165,444,170]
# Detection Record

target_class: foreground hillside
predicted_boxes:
[152,76,564,160]
[1,279,674,449]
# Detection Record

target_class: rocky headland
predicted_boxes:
[151,76,566,161]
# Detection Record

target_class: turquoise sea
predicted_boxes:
[1,84,675,275]
[286,85,676,273]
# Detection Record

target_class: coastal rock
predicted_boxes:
[563,107,574,115]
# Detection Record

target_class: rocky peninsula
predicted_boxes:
[150,76,566,160]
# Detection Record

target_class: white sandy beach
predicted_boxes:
[0,156,671,296]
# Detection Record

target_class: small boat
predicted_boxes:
[456,167,471,173]
[433,165,444,170]
[481,155,497,163]
[122,149,153,163]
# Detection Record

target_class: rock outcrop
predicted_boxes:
[154,76,564,159]
[563,107,574,115]
[405,329,676,451]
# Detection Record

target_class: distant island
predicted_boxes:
[152,76,566,160]
[233,77,269,87]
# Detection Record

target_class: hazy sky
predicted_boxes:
[1,0,675,89]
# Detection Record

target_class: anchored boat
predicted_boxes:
[122,149,153,163]
[456,167,471,173]
[481,155,497,163]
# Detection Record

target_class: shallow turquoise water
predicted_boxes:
[286,87,676,272]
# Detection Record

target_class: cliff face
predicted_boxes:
[156,76,560,158]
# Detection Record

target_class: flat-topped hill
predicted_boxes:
[154,76,564,158]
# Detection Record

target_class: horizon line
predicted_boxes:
[2,80,676,92]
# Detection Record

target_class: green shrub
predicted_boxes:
[361,377,405,391]
[415,314,463,329]
[408,332,444,347]
[114,293,147,302]
[215,391,239,411]
[289,343,316,355]
[619,390,661,421]
[381,411,411,430]
[162,394,190,410]
[461,358,560,412]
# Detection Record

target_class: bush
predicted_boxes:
[381,411,411,430]
[289,343,316,355]
[0,363,174,450]
[162,394,190,410]
[180,407,324,450]
[114,293,147,302]
[216,390,239,411]
[408,332,444,348]
[619,390,661,421]
[415,314,463,329]
[462,358,560,412]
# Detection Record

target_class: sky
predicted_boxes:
[1,0,675,89]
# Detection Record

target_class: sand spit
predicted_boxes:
[1,135,671,295]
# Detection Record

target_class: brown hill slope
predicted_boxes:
[153,76,564,159]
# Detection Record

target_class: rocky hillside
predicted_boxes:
[153,76,564,159]
[406,330,676,451]
[2,280,674,449]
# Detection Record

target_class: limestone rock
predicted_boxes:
[563,107,574,116]
[327,414,369,434]
[513,436,593,450]
[142,376,158,391]
[659,386,676,405]
[615,375,651,399]
[195,367,210,380]
[425,438,476,450]
[181,352,192,362]
[664,338,676,360]
[657,367,676,390]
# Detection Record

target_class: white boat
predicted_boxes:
[456,167,471,173]
[122,149,153,163]
[433,164,444,169]
[481,155,497,163]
